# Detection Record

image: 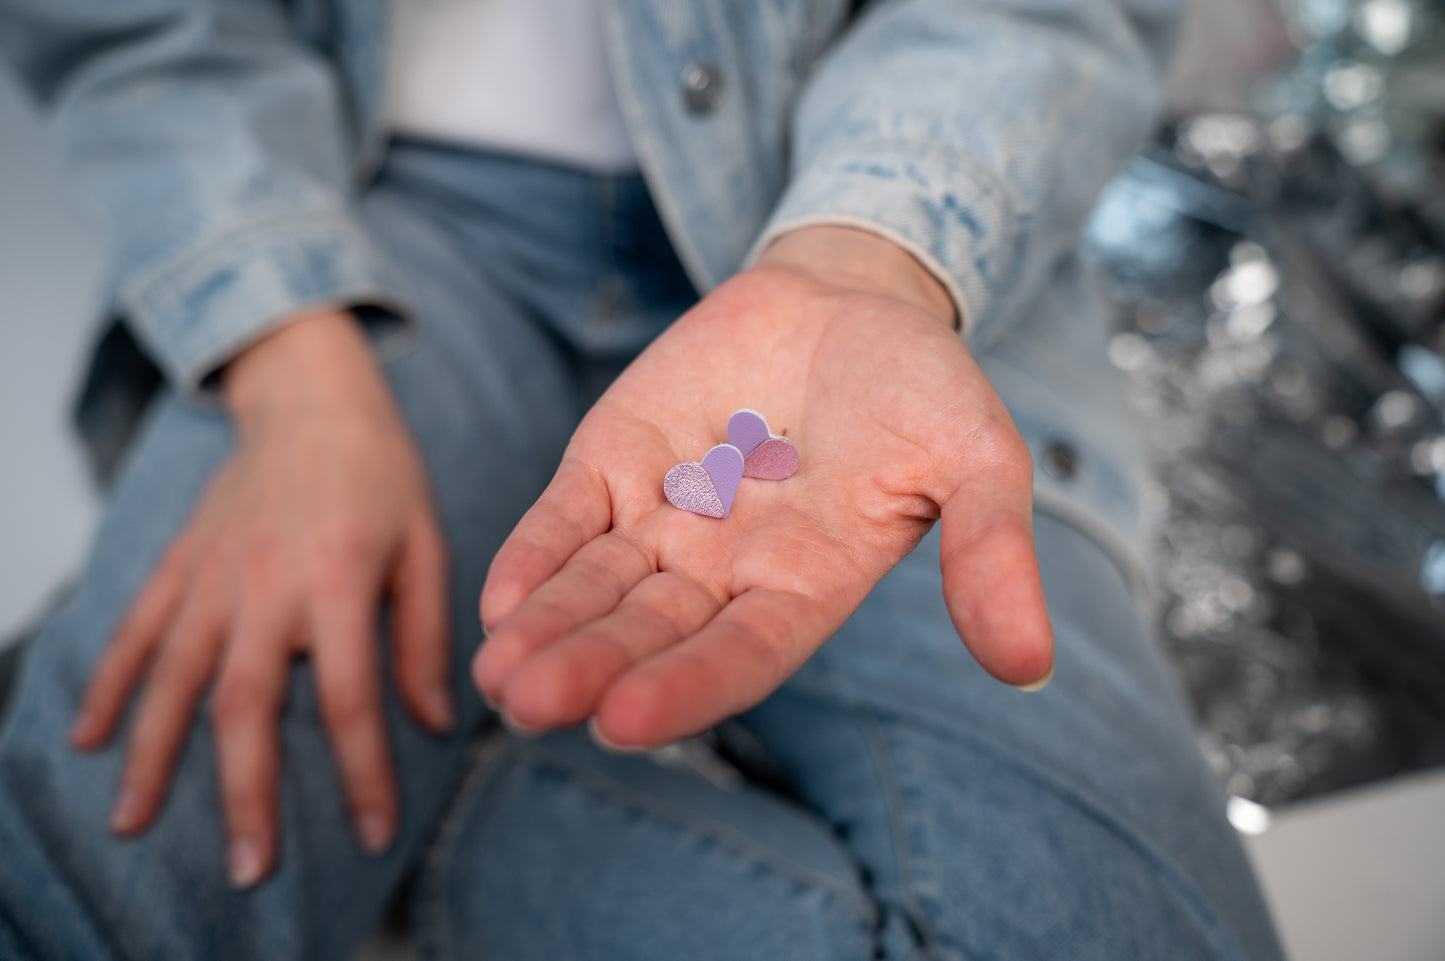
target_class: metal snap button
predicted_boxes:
[682,63,724,114]
[1043,441,1079,480]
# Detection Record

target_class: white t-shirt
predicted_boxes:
[384,0,638,171]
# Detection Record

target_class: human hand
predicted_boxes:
[70,308,453,887]
[473,226,1052,749]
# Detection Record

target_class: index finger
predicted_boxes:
[478,460,612,631]
[472,530,655,707]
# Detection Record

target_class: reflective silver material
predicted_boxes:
[1084,0,1445,808]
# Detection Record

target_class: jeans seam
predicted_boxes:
[415,721,513,961]
[860,708,976,961]
[518,739,878,921]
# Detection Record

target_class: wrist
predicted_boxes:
[223,308,382,431]
[755,225,957,328]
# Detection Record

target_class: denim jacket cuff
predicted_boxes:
[745,140,1021,342]
[118,213,415,397]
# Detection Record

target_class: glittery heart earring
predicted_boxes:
[727,409,799,481]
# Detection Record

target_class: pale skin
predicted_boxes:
[474,227,1052,743]
[70,307,454,888]
[70,225,1052,889]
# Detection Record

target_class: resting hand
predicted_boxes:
[71,309,452,887]
[474,226,1051,749]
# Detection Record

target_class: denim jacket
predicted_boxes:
[2,0,1176,388]
[1,0,1178,575]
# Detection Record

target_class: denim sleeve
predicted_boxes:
[0,0,409,395]
[748,0,1179,346]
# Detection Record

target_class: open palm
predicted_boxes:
[474,262,1052,748]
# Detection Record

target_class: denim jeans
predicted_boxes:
[0,141,1282,961]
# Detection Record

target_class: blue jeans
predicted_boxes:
[0,142,1282,961]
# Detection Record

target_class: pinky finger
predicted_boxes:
[72,538,190,748]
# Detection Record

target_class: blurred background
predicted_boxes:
[1095,0,1445,956]
[3,0,1444,959]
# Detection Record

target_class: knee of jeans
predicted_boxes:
[869,715,1275,961]
[416,731,877,961]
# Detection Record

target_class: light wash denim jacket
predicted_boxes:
[2,0,1178,572]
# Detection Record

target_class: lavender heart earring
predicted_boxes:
[727,409,799,480]
[663,410,799,518]
[663,444,745,518]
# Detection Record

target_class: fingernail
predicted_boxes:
[1013,664,1055,693]
[425,688,456,731]
[109,787,145,833]
[587,718,643,755]
[472,654,506,707]
[228,837,265,889]
[499,709,543,739]
[357,812,392,855]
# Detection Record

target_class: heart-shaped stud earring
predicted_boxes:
[663,444,745,518]
[728,409,799,480]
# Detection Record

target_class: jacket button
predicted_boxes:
[1043,441,1079,480]
[682,63,724,114]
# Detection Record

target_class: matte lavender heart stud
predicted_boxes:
[663,444,745,518]
[727,409,799,481]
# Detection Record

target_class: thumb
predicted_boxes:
[937,468,1054,689]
